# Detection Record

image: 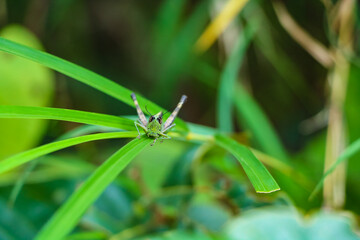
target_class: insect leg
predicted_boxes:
[135,121,147,139]
[159,132,171,139]
[158,132,171,143]
[163,95,187,129]
[131,93,148,126]
[162,123,176,133]
[151,138,157,146]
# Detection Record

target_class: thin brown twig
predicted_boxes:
[273,1,334,68]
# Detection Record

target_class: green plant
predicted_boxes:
[0,37,279,240]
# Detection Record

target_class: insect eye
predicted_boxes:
[157,118,162,124]
[149,116,155,122]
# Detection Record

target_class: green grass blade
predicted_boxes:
[215,134,280,193]
[8,160,38,208]
[0,132,138,175]
[0,106,134,130]
[153,0,209,100]
[310,138,360,200]
[8,126,116,207]
[35,136,152,240]
[234,84,288,161]
[57,125,118,140]
[0,37,187,131]
[152,0,186,56]
[216,22,258,132]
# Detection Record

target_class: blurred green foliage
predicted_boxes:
[0,0,360,239]
[0,25,54,159]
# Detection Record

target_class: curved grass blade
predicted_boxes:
[215,134,280,193]
[0,132,138,175]
[234,84,288,161]
[310,138,360,200]
[216,22,257,133]
[194,0,249,53]
[8,126,117,207]
[152,0,186,57]
[0,37,187,131]
[0,106,134,130]
[57,125,118,140]
[8,160,37,208]
[35,137,152,240]
[153,0,210,100]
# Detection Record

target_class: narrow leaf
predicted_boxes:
[234,84,288,161]
[152,0,186,56]
[310,138,360,199]
[0,106,134,130]
[216,22,257,133]
[195,0,249,53]
[0,132,138,175]
[35,137,152,240]
[0,37,187,131]
[153,0,210,99]
[215,134,280,193]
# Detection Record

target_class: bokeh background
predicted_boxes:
[0,0,360,239]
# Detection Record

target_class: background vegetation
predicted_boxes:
[0,0,360,239]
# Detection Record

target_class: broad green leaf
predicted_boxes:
[225,207,360,240]
[0,105,134,130]
[187,203,231,232]
[0,132,138,175]
[116,230,213,240]
[35,137,152,240]
[216,20,257,133]
[0,25,54,159]
[214,134,280,193]
[0,37,188,131]
[310,138,360,199]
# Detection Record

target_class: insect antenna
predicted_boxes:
[145,105,153,116]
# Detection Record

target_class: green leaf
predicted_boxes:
[234,84,288,161]
[153,0,210,100]
[0,197,37,239]
[0,132,138,175]
[0,105,134,130]
[225,207,360,240]
[152,0,186,57]
[310,138,360,200]
[216,22,258,133]
[0,25,55,159]
[35,137,152,240]
[214,134,280,193]
[65,231,107,240]
[0,37,188,131]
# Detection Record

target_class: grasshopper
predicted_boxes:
[131,93,187,145]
